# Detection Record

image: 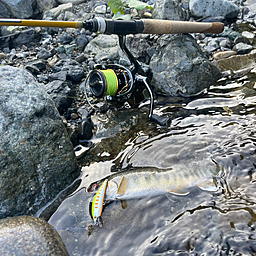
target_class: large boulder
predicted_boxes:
[0,0,36,18]
[0,1,11,18]
[189,0,239,19]
[0,216,68,255]
[149,34,221,96]
[0,65,80,219]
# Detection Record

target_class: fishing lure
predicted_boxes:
[89,179,108,227]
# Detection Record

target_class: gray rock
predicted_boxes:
[56,32,74,45]
[53,59,85,82]
[38,48,53,60]
[27,59,47,71]
[48,71,67,81]
[49,3,73,18]
[75,34,89,51]
[0,216,68,255]
[190,0,239,19]
[218,27,243,41]
[36,0,57,12]
[0,66,79,218]
[84,34,119,62]
[64,11,78,21]
[149,34,221,96]
[57,0,85,3]
[152,0,188,20]
[0,28,41,49]
[124,35,151,64]
[84,34,150,64]
[44,80,75,113]
[1,0,35,18]
[232,42,253,54]
[0,1,11,18]
[64,44,77,54]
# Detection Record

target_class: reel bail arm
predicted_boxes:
[118,35,170,126]
[136,75,170,126]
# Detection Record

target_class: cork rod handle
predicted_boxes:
[142,19,224,34]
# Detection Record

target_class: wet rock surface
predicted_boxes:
[0,66,79,219]
[0,215,69,255]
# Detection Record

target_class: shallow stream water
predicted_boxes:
[49,68,256,255]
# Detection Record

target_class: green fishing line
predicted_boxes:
[101,69,118,96]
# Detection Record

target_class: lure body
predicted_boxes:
[90,179,108,227]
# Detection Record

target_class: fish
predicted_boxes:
[87,166,219,201]
[89,179,108,227]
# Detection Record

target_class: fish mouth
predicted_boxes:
[87,179,119,199]
[87,183,100,193]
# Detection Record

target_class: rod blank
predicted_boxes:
[0,19,83,28]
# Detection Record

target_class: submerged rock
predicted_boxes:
[149,34,221,96]
[215,50,256,72]
[0,66,79,219]
[0,215,68,255]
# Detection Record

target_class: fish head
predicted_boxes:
[87,183,100,193]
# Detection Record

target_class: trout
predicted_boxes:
[87,166,219,201]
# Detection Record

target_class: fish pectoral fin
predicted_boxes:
[197,179,218,192]
[121,200,127,209]
[117,176,127,195]
[168,185,189,196]
[168,190,190,196]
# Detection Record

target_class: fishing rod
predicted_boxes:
[0,17,224,34]
[0,18,224,126]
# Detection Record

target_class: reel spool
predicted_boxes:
[87,64,134,103]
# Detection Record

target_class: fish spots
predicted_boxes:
[183,171,189,179]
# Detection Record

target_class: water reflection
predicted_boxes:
[49,74,256,255]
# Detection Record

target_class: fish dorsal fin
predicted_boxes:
[117,176,127,195]
[197,179,218,192]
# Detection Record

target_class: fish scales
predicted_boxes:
[88,166,217,201]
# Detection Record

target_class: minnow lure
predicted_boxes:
[89,179,108,227]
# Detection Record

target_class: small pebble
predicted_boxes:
[95,5,107,14]
[71,113,79,120]
[0,53,7,59]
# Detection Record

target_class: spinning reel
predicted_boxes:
[85,35,170,126]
